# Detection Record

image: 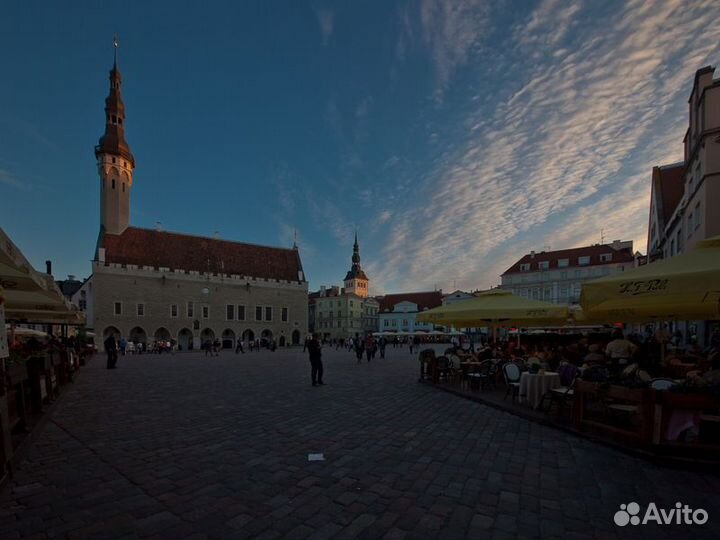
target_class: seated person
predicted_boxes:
[605,329,638,363]
[583,344,606,366]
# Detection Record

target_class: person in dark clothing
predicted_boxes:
[235,339,244,354]
[104,334,118,369]
[379,337,386,359]
[354,333,364,364]
[307,333,324,386]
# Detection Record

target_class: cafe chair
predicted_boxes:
[503,362,522,402]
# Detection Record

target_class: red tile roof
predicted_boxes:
[378,291,443,313]
[502,243,635,275]
[100,227,305,282]
[654,164,685,226]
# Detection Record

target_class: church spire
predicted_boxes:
[95,35,135,167]
[352,231,361,265]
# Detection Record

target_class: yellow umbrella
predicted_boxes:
[580,236,720,322]
[416,289,570,328]
[0,227,49,293]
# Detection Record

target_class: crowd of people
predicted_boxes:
[428,327,720,387]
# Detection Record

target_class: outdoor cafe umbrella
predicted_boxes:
[580,236,720,322]
[416,289,570,330]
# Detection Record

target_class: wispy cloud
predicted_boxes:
[0,168,27,190]
[315,8,334,46]
[417,0,491,103]
[371,0,720,293]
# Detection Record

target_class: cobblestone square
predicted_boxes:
[2,346,719,539]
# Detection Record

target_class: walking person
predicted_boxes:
[235,339,244,354]
[354,333,364,364]
[379,336,386,359]
[104,333,118,369]
[307,333,324,386]
[365,334,374,362]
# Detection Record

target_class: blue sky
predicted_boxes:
[1,0,719,294]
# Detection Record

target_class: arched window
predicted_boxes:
[122,183,125,192]
[111,179,115,189]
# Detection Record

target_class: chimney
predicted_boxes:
[45,260,52,275]
[530,251,535,259]
[156,221,162,232]
[320,285,326,297]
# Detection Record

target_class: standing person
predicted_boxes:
[104,333,118,369]
[307,333,324,386]
[379,336,386,359]
[354,333,364,364]
[365,334,374,362]
[119,336,127,356]
[235,339,244,354]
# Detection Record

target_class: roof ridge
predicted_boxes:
[126,226,296,253]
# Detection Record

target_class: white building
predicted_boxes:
[646,64,720,345]
[500,241,636,305]
[378,291,443,333]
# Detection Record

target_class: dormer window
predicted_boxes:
[599,253,612,262]
[578,256,590,266]
[538,261,549,270]
[558,258,569,267]
[520,263,530,272]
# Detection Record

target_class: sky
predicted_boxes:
[1,0,719,295]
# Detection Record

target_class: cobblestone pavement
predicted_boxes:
[2,346,719,540]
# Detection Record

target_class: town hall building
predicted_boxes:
[91,51,308,349]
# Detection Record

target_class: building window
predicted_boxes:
[122,183,125,193]
[694,202,701,229]
[538,261,549,270]
[226,304,235,321]
[578,256,590,265]
[202,305,209,319]
[187,301,194,318]
[255,306,263,321]
[558,258,569,267]
[79,300,87,310]
[111,179,115,189]
[560,271,567,279]
[687,212,693,238]
[599,253,612,262]
[520,263,530,271]
[238,305,246,321]
[265,306,273,321]
[670,240,675,257]
[136,303,144,316]
[281,307,288,322]
[171,304,178,318]
[384,319,389,327]
[114,301,122,315]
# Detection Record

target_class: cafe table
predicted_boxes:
[519,371,561,409]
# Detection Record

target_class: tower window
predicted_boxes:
[112,157,116,163]
[119,118,123,125]
[111,179,115,189]
[112,115,117,124]
[122,183,125,192]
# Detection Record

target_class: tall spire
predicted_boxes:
[352,231,361,265]
[95,35,135,167]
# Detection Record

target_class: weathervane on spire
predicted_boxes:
[113,34,119,66]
